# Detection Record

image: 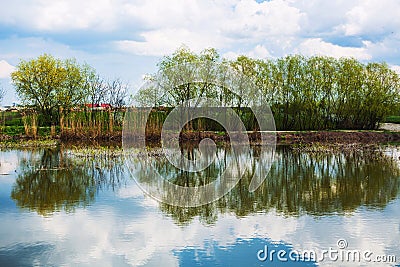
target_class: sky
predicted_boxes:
[0,0,400,106]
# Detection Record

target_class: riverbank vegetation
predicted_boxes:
[10,54,127,132]
[136,47,400,131]
[2,48,400,143]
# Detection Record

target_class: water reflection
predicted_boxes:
[0,242,54,266]
[157,146,400,225]
[2,146,400,266]
[11,147,127,215]
[174,238,317,266]
[9,145,400,222]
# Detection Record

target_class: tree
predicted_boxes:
[133,79,164,107]
[84,72,108,108]
[59,59,88,111]
[362,63,400,128]
[106,78,128,109]
[11,54,92,126]
[155,46,224,107]
[134,47,400,130]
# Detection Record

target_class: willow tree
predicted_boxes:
[11,54,93,126]
[156,46,223,107]
[134,47,400,131]
[362,63,400,129]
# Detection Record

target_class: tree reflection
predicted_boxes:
[11,147,126,216]
[157,146,400,225]
[11,145,400,222]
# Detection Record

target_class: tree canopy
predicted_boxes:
[135,47,400,130]
[11,54,86,125]
[11,54,128,126]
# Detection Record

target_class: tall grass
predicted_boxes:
[21,110,38,138]
[60,107,124,139]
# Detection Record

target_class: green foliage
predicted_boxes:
[1,126,25,136]
[11,53,128,130]
[11,54,95,126]
[0,111,23,126]
[385,116,400,124]
[135,47,400,130]
[135,46,227,107]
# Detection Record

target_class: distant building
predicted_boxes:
[85,103,112,110]
[2,105,20,112]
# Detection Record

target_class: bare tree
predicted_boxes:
[106,78,128,109]
[84,74,109,108]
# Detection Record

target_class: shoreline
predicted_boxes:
[1,130,400,149]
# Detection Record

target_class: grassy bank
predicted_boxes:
[385,115,400,124]
[2,129,400,148]
[0,138,59,149]
[2,109,400,147]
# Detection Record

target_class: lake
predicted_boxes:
[0,145,399,266]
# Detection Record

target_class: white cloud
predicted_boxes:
[222,51,240,60]
[115,0,305,56]
[0,0,400,103]
[115,28,227,56]
[226,0,305,37]
[390,65,400,75]
[0,0,119,32]
[340,0,400,36]
[248,45,272,59]
[297,38,372,60]
[1,0,399,61]
[222,44,272,60]
[292,0,356,34]
[0,60,15,79]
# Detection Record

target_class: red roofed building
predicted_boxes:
[85,103,112,110]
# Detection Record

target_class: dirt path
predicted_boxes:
[379,123,400,132]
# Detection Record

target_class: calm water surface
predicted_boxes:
[0,145,399,266]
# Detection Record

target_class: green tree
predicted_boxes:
[134,47,400,131]
[154,46,225,107]
[362,62,400,128]
[11,54,92,126]
[133,76,165,107]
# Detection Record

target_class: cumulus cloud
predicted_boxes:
[115,28,228,56]
[0,0,399,104]
[297,38,372,60]
[1,0,399,60]
[0,60,15,79]
[222,44,272,60]
[0,0,120,32]
[114,0,305,56]
[292,0,356,35]
[339,0,400,37]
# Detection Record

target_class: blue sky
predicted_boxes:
[0,0,400,106]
